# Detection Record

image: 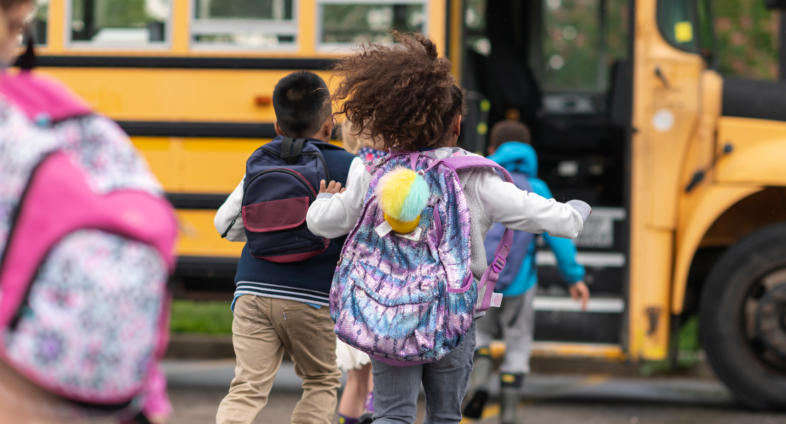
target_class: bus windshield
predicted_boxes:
[542,0,629,92]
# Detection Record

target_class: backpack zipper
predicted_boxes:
[244,168,317,200]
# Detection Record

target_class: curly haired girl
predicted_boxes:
[307,32,590,424]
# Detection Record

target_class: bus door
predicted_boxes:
[457,0,633,357]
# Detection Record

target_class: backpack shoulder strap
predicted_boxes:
[280,137,307,165]
[0,71,91,123]
[432,155,514,312]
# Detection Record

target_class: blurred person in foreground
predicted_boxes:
[0,2,71,422]
[0,1,173,423]
[463,121,590,424]
[0,0,28,66]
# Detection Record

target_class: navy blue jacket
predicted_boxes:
[234,140,355,304]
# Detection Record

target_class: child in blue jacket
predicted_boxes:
[463,121,590,424]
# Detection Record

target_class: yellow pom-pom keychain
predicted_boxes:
[376,167,430,234]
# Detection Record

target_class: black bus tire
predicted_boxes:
[699,223,786,411]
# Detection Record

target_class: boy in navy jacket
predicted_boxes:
[214,72,357,424]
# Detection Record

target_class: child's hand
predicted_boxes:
[319,180,346,195]
[569,282,590,312]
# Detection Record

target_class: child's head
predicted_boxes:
[0,0,34,66]
[273,71,333,141]
[332,32,464,151]
[488,120,531,155]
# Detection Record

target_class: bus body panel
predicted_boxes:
[176,210,245,258]
[629,0,705,361]
[715,117,786,186]
[671,115,786,314]
[131,137,272,193]
[672,185,763,313]
[34,69,335,123]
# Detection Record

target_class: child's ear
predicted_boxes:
[274,121,286,136]
[323,117,334,139]
[454,115,462,136]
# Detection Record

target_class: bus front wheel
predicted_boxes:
[700,223,786,411]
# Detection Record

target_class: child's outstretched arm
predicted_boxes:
[474,169,590,238]
[307,158,369,239]
[528,177,590,309]
[214,177,246,242]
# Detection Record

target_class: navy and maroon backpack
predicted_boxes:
[223,136,341,263]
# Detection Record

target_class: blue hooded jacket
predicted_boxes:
[485,142,585,297]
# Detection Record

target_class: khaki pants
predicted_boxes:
[216,295,341,424]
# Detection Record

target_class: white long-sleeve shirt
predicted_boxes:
[214,177,247,242]
[306,153,588,282]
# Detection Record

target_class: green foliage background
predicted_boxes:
[170,300,234,335]
[541,0,781,90]
[714,0,779,80]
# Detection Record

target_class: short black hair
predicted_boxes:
[273,71,331,138]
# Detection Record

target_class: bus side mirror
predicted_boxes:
[763,0,786,9]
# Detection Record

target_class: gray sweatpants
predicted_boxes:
[475,288,535,374]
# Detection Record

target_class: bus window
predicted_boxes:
[711,0,777,80]
[192,0,297,49]
[31,0,48,45]
[542,0,602,92]
[465,0,489,56]
[318,0,426,48]
[541,0,629,106]
[657,0,699,52]
[69,0,170,46]
[604,0,630,69]
[695,0,716,65]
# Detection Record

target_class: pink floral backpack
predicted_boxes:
[0,69,177,420]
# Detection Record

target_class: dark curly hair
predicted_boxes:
[331,32,464,151]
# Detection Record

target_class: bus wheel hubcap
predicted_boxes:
[756,284,786,361]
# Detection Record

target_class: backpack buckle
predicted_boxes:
[491,255,506,273]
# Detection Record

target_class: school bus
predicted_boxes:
[18,0,786,409]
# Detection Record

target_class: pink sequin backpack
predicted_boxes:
[331,149,515,365]
[0,68,177,419]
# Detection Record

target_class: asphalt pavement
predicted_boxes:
[163,360,786,424]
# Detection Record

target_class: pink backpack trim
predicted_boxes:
[386,151,514,312]
[0,71,91,122]
[433,155,514,311]
[0,152,177,329]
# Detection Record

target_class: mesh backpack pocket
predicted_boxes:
[243,197,310,232]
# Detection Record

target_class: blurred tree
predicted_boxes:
[198,0,293,21]
[713,0,779,80]
[321,4,424,44]
[542,0,600,90]
[95,0,149,28]
[542,0,629,91]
